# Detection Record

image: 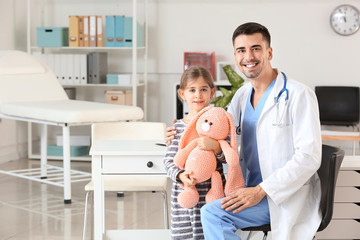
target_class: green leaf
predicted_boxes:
[214,65,245,109]
[223,65,245,88]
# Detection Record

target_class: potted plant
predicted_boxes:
[212,65,245,109]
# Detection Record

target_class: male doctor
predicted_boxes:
[199,22,322,239]
[166,22,322,239]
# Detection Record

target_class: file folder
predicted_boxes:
[80,54,87,84]
[73,54,81,84]
[89,16,97,47]
[53,54,61,82]
[88,52,107,84]
[96,16,103,47]
[69,16,79,47]
[115,15,125,47]
[87,53,93,83]
[66,54,75,85]
[60,54,67,84]
[83,16,89,47]
[124,17,144,47]
[78,16,84,47]
[105,16,115,47]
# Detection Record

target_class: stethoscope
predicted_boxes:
[236,72,289,135]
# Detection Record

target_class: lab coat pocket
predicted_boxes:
[269,124,293,167]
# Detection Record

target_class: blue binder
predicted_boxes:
[115,15,125,47]
[105,16,115,47]
[124,17,144,47]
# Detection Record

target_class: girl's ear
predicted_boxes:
[210,87,216,100]
[178,89,185,101]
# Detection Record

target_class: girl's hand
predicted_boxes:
[165,119,177,146]
[197,137,222,154]
[178,170,197,187]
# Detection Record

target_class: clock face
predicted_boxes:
[330,4,360,36]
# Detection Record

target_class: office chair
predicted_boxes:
[241,144,345,240]
[82,122,170,240]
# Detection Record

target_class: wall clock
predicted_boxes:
[330,4,360,36]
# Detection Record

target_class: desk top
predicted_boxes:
[90,140,167,156]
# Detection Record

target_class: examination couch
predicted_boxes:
[0,50,143,203]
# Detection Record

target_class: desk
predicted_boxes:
[322,130,360,155]
[316,155,360,239]
[90,140,171,240]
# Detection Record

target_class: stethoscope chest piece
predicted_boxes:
[236,126,241,135]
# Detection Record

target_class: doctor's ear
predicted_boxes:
[268,47,273,60]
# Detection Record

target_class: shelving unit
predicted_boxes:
[26,0,148,160]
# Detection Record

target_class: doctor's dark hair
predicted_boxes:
[232,22,271,47]
[178,66,215,102]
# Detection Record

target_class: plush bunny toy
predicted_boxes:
[174,106,245,208]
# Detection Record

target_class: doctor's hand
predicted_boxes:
[178,170,197,187]
[197,137,222,155]
[165,119,177,146]
[221,185,266,214]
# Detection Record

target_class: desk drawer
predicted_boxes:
[336,170,360,186]
[334,187,360,202]
[102,155,166,174]
[333,203,360,219]
[316,220,360,239]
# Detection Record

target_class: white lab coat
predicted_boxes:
[228,70,322,240]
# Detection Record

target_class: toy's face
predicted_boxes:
[196,108,230,140]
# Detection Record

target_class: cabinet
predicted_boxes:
[316,156,360,239]
[26,0,148,160]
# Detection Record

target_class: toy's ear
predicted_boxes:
[225,111,238,152]
[179,106,212,149]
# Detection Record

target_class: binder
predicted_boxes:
[80,54,87,84]
[78,16,84,47]
[69,16,79,47]
[96,16,103,47]
[88,52,107,84]
[83,16,89,47]
[115,15,125,47]
[87,53,93,83]
[60,54,67,84]
[53,54,61,82]
[66,54,74,85]
[105,16,115,47]
[73,54,81,84]
[89,16,97,47]
[124,17,143,47]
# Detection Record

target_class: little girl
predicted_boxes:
[164,66,226,240]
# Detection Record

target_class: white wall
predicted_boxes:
[0,0,28,163]
[1,0,360,159]
[147,0,360,124]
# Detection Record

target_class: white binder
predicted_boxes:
[73,54,81,85]
[80,54,87,84]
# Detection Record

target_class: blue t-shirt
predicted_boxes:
[242,79,276,187]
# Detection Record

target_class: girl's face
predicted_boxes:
[178,77,216,114]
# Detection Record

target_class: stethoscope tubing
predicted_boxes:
[236,72,288,135]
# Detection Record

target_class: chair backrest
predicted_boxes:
[317,144,344,231]
[91,121,166,141]
[0,50,68,103]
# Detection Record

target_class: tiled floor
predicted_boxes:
[0,158,167,240]
[0,158,271,240]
